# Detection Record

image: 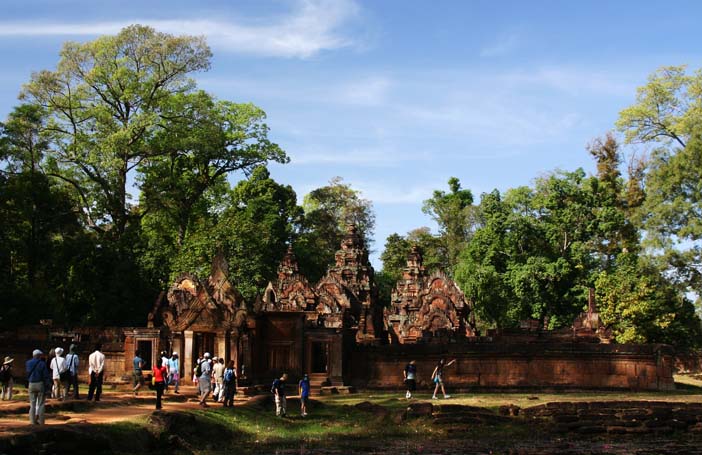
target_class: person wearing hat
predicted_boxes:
[212,357,225,403]
[26,349,51,424]
[198,352,212,407]
[64,344,80,399]
[167,352,180,394]
[1,356,14,400]
[50,347,67,400]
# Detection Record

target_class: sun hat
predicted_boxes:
[55,347,64,355]
[32,349,43,357]
[3,356,13,365]
[204,352,211,358]
[172,352,178,356]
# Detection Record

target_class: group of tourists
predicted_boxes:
[5,344,104,425]
[3,348,457,426]
[403,358,457,400]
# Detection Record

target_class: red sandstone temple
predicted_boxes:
[0,225,675,391]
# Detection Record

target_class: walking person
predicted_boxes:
[26,349,51,424]
[87,344,105,401]
[168,352,180,394]
[197,353,212,407]
[222,360,237,407]
[50,347,66,400]
[132,350,145,396]
[298,373,310,417]
[160,351,170,392]
[1,356,14,400]
[431,358,456,399]
[64,345,80,399]
[272,373,287,417]
[153,357,168,410]
[212,357,225,402]
[403,360,417,399]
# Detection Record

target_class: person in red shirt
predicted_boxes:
[153,358,168,410]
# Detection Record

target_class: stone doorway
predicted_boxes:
[311,341,328,373]
[193,332,215,358]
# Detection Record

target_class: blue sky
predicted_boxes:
[1,0,701,267]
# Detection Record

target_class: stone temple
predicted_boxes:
[0,225,674,391]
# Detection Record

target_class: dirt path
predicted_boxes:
[0,386,224,435]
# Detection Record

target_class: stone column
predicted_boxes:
[229,329,240,371]
[184,330,193,384]
[215,330,227,361]
[174,334,185,378]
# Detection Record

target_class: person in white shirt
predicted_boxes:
[50,347,66,401]
[87,344,105,401]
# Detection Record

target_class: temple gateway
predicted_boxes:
[0,225,674,391]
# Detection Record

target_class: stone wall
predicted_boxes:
[348,342,674,390]
[0,326,132,384]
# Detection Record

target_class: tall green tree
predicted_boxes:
[170,166,301,300]
[298,177,375,281]
[21,25,212,239]
[139,91,287,247]
[617,65,702,296]
[422,177,476,271]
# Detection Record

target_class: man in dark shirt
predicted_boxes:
[133,351,145,396]
[404,360,417,399]
[272,373,287,417]
[26,349,51,424]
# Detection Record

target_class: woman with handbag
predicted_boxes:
[152,357,168,410]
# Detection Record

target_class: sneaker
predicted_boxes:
[444,395,451,399]
[432,396,438,400]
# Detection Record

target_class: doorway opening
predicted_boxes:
[311,342,328,373]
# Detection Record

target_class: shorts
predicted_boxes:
[433,375,442,385]
[198,377,211,395]
[404,379,416,391]
[300,395,309,405]
[133,371,144,386]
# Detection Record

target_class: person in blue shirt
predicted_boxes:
[298,373,310,417]
[26,349,51,425]
[168,352,180,394]
[132,351,145,396]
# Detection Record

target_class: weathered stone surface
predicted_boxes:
[406,402,433,417]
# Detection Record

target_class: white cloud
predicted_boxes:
[480,33,520,57]
[336,76,391,106]
[499,67,636,96]
[0,0,362,58]
[290,144,427,167]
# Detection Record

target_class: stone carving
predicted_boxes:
[572,288,612,342]
[149,254,247,333]
[385,246,472,344]
[261,246,318,313]
[316,225,379,342]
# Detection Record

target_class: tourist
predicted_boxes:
[64,344,80,399]
[26,349,51,425]
[431,358,456,399]
[50,347,66,400]
[0,356,14,400]
[160,351,170,392]
[47,348,55,398]
[299,373,310,417]
[197,352,212,407]
[272,373,287,417]
[222,360,237,407]
[87,344,105,401]
[212,357,225,402]
[153,357,168,410]
[168,352,179,394]
[193,355,202,385]
[133,350,145,396]
[403,360,417,399]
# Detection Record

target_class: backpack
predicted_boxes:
[224,368,234,383]
[195,361,202,377]
[0,365,10,382]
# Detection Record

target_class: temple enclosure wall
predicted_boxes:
[348,342,675,391]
